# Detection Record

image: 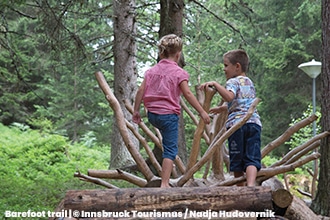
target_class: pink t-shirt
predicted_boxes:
[143,59,189,115]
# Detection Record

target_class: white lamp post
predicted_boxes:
[298,59,321,136]
[298,59,321,199]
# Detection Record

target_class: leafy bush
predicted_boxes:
[0,123,111,218]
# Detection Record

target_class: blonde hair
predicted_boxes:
[157,34,183,58]
[223,49,250,73]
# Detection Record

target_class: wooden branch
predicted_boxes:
[257,153,321,183]
[124,100,162,150]
[307,168,314,177]
[189,0,246,42]
[125,119,162,176]
[283,140,320,165]
[180,98,210,144]
[261,114,318,158]
[203,160,211,179]
[186,86,215,171]
[174,155,186,174]
[95,71,154,181]
[283,173,290,190]
[204,126,227,181]
[180,98,198,125]
[211,113,227,180]
[87,169,148,187]
[297,188,312,198]
[213,153,320,186]
[74,172,119,189]
[271,131,329,167]
[177,98,260,187]
[63,186,273,213]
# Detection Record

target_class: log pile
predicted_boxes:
[57,71,330,220]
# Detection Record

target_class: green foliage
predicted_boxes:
[0,1,115,145]
[0,0,323,150]
[0,123,113,216]
[284,105,321,173]
[286,104,321,148]
[261,155,279,167]
[246,0,322,150]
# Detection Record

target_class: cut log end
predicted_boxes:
[272,188,293,208]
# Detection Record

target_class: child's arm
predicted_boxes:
[133,80,146,124]
[199,81,234,102]
[179,80,210,124]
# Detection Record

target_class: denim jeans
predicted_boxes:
[148,112,179,160]
[228,123,261,172]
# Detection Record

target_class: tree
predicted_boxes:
[311,0,330,216]
[0,1,116,144]
[111,0,138,168]
[158,0,189,164]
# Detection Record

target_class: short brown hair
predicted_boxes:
[157,34,183,58]
[223,49,249,73]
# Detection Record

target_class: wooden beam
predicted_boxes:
[63,186,273,213]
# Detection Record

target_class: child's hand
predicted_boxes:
[200,111,211,124]
[198,82,215,90]
[132,111,141,124]
[209,106,227,114]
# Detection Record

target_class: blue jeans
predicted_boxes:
[228,123,261,172]
[148,112,179,160]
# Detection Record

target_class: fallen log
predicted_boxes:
[63,186,273,214]
[284,196,321,220]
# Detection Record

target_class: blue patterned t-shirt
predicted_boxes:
[225,76,262,129]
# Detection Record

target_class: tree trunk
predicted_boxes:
[63,187,273,213]
[159,0,185,37]
[111,0,138,168]
[158,0,187,168]
[311,0,330,216]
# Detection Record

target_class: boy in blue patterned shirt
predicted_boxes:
[199,49,261,186]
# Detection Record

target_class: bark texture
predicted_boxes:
[111,0,138,168]
[311,0,330,216]
[63,187,273,213]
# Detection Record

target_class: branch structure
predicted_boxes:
[261,114,318,158]
[67,71,330,219]
[78,74,330,190]
[94,71,155,181]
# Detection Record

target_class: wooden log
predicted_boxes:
[63,187,273,214]
[284,196,321,220]
[271,188,294,217]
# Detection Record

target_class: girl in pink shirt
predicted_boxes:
[133,34,210,188]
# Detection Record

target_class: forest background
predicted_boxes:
[0,0,327,217]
